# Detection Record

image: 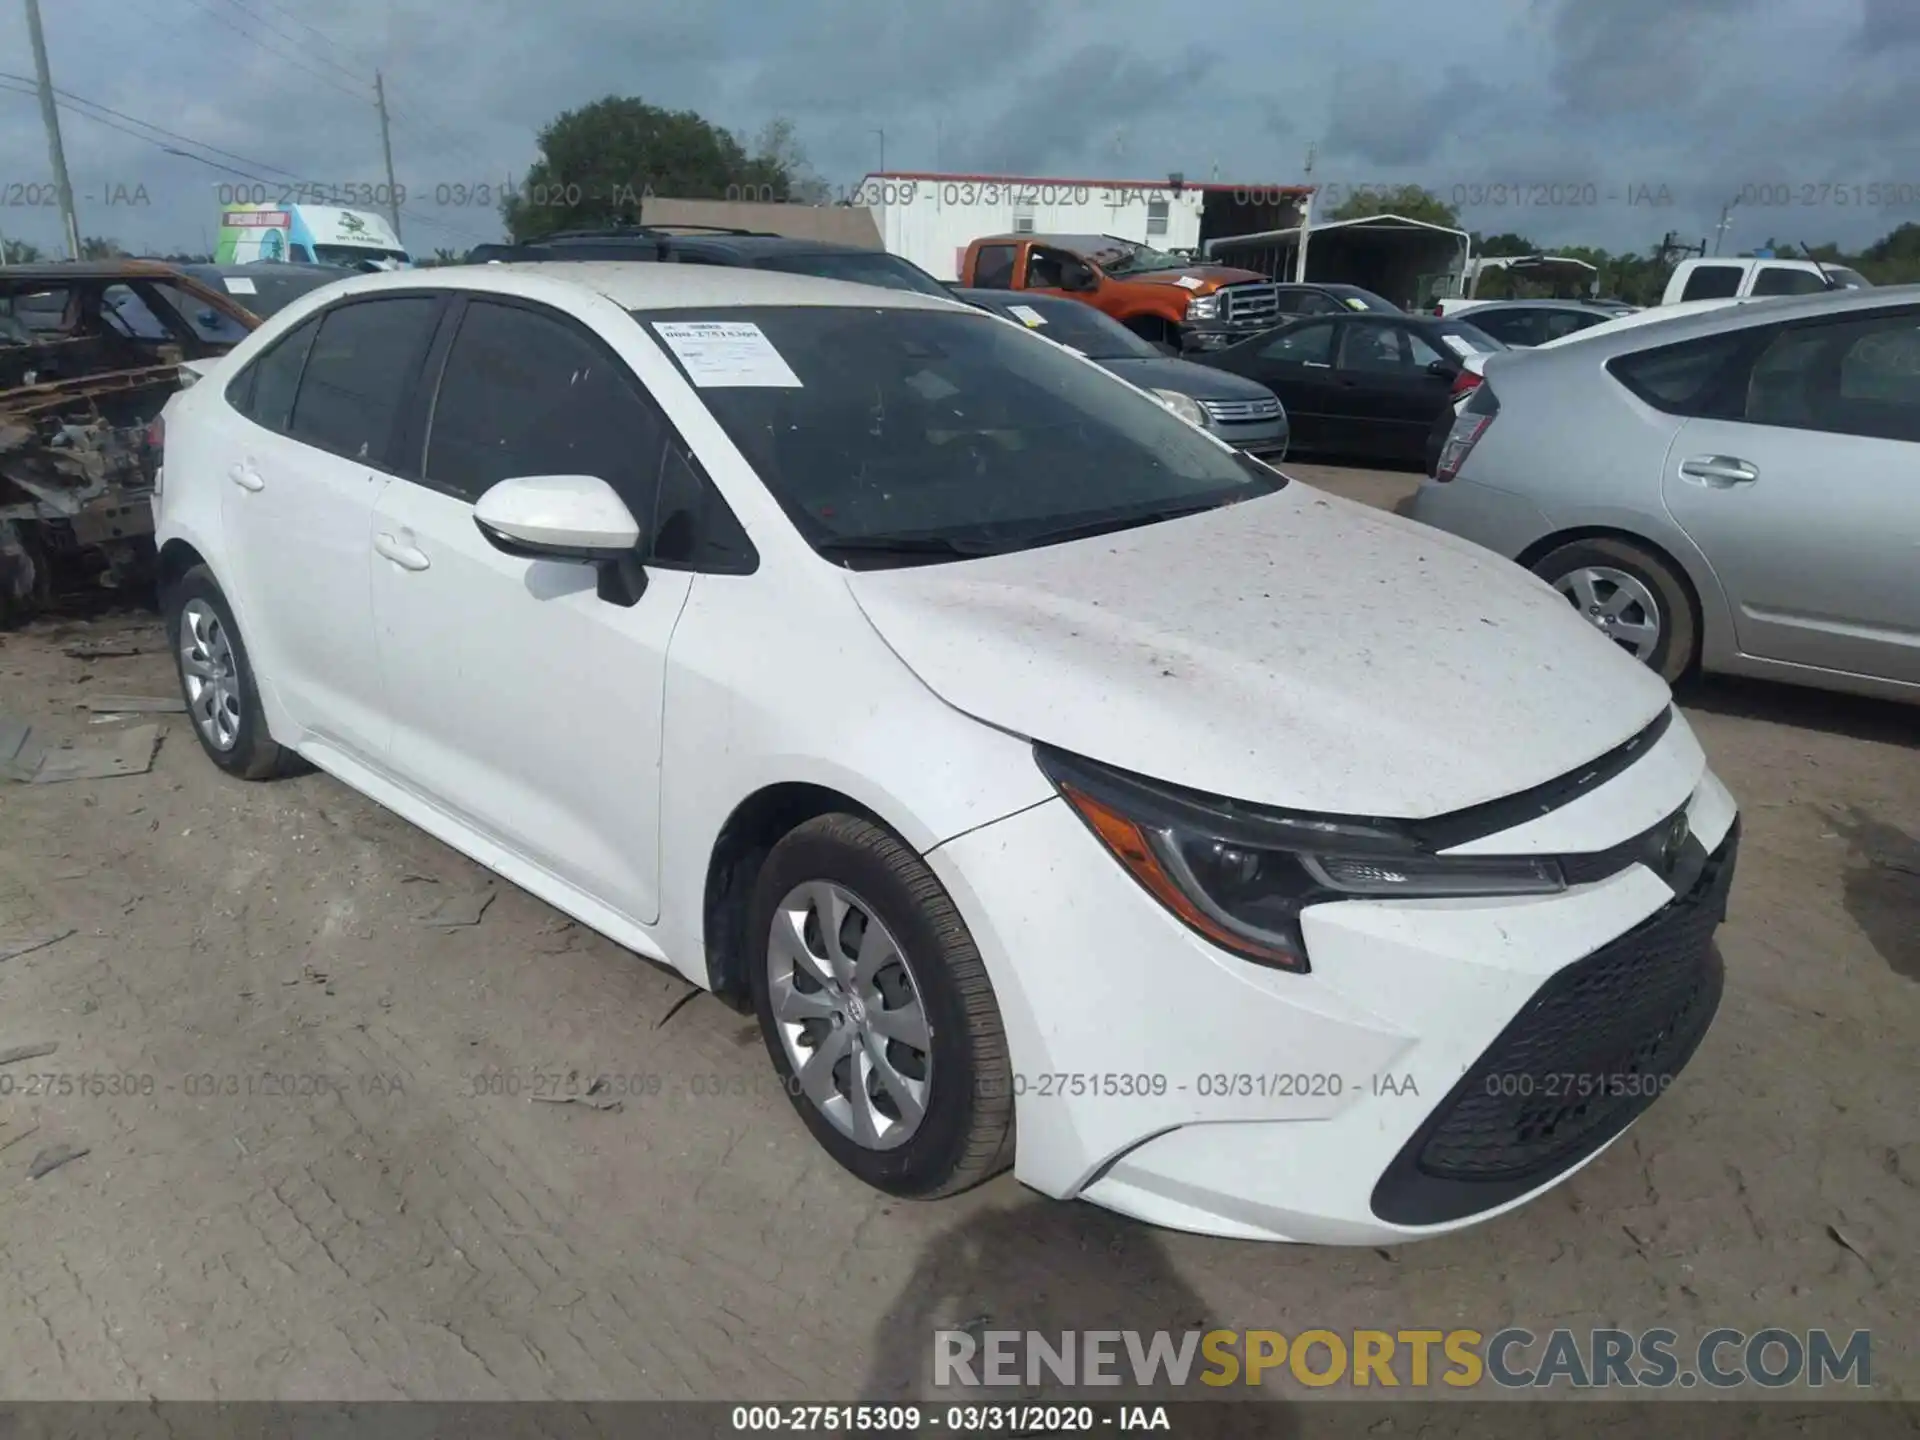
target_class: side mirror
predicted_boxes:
[1064,264,1098,293]
[1426,358,1456,378]
[474,473,649,606]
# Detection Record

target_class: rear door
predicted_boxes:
[367,295,701,923]
[1653,305,1920,682]
[1332,320,1453,460]
[215,294,442,760]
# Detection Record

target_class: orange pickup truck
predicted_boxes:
[957,233,1286,353]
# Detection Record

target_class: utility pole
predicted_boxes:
[374,70,403,241]
[1711,196,1738,256]
[24,0,81,260]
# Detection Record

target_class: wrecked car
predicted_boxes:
[1,262,259,623]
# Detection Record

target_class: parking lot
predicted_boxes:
[0,460,1913,1404]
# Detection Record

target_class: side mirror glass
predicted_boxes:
[474,473,649,606]
[1426,358,1455,377]
[1064,264,1097,292]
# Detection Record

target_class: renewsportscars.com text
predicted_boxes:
[934,1327,1872,1390]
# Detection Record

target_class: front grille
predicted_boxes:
[1219,283,1282,326]
[1198,396,1284,425]
[1371,821,1737,1226]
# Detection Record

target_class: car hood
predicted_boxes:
[1097,356,1279,403]
[1114,265,1269,291]
[844,484,1672,818]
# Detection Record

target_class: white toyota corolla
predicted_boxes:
[151,263,1739,1244]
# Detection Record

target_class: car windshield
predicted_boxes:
[752,251,953,297]
[311,245,410,269]
[1086,238,1189,277]
[994,295,1159,359]
[184,267,344,319]
[632,305,1281,566]
[1332,287,1400,313]
[1437,321,1508,354]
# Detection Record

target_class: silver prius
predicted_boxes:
[1406,285,1920,702]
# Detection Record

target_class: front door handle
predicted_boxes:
[227,463,264,492]
[1678,455,1759,487]
[374,532,430,572]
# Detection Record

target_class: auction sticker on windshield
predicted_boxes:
[651,321,802,388]
[1008,305,1047,327]
[224,277,258,294]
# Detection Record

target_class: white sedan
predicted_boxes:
[151,263,1739,1244]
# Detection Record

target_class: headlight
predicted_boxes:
[1186,293,1221,320]
[1037,746,1565,973]
[1151,388,1209,427]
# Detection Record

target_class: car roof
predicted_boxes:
[310,261,970,313]
[473,232,883,261]
[0,259,209,284]
[1524,284,1920,360]
[182,261,353,278]
[1457,299,1618,314]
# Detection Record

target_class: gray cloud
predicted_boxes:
[0,0,1909,261]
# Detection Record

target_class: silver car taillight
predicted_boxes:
[1434,388,1498,481]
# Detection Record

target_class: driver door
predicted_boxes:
[368,296,696,924]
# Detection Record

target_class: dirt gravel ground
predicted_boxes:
[0,464,1914,1407]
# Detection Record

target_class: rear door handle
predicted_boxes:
[374,531,430,572]
[1678,455,1759,486]
[227,463,264,492]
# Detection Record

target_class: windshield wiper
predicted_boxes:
[814,532,1002,564]
[994,498,1240,551]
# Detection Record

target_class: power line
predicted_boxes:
[164,0,376,105]
[0,68,306,179]
[219,0,368,87]
[0,75,492,247]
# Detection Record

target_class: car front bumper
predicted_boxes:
[927,711,1738,1244]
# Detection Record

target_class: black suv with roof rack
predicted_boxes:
[463,226,955,298]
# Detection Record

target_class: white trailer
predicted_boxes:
[853,172,1309,282]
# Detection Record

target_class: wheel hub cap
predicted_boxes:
[178,598,243,751]
[766,881,933,1152]
[1552,565,1662,662]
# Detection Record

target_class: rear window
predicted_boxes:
[995,295,1159,359]
[751,251,952,297]
[1680,265,1743,301]
[1750,266,1831,297]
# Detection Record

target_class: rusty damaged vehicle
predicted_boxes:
[1,261,260,623]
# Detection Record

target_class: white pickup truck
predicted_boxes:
[1661,256,1870,304]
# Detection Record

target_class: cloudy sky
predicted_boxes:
[2,0,1915,259]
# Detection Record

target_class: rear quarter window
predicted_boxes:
[1608,332,1752,416]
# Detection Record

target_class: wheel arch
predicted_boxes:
[156,537,210,600]
[701,782,892,1008]
[1516,524,1722,672]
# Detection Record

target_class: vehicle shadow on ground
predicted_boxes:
[1681,674,1918,749]
[862,1197,1298,1435]
[1824,805,1920,982]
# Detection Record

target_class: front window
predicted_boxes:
[753,251,952,297]
[633,305,1281,566]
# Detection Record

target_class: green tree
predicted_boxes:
[502,96,820,241]
[1472,231,1539,257]
[1325,184,1459,228]
[1,238,44,264]
[79,236,125,259]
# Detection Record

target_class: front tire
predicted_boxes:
[748,813,1014,1198]
[164,564,289,779]
[1531,537,1699,685]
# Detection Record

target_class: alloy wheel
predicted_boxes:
[766,881,933,1151]
[179,598,243,751]
[1553,565,1662,662]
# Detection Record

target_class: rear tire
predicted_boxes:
[164,565,289,780]
[1531,537,1699,685]
[748,813,1014,1198]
